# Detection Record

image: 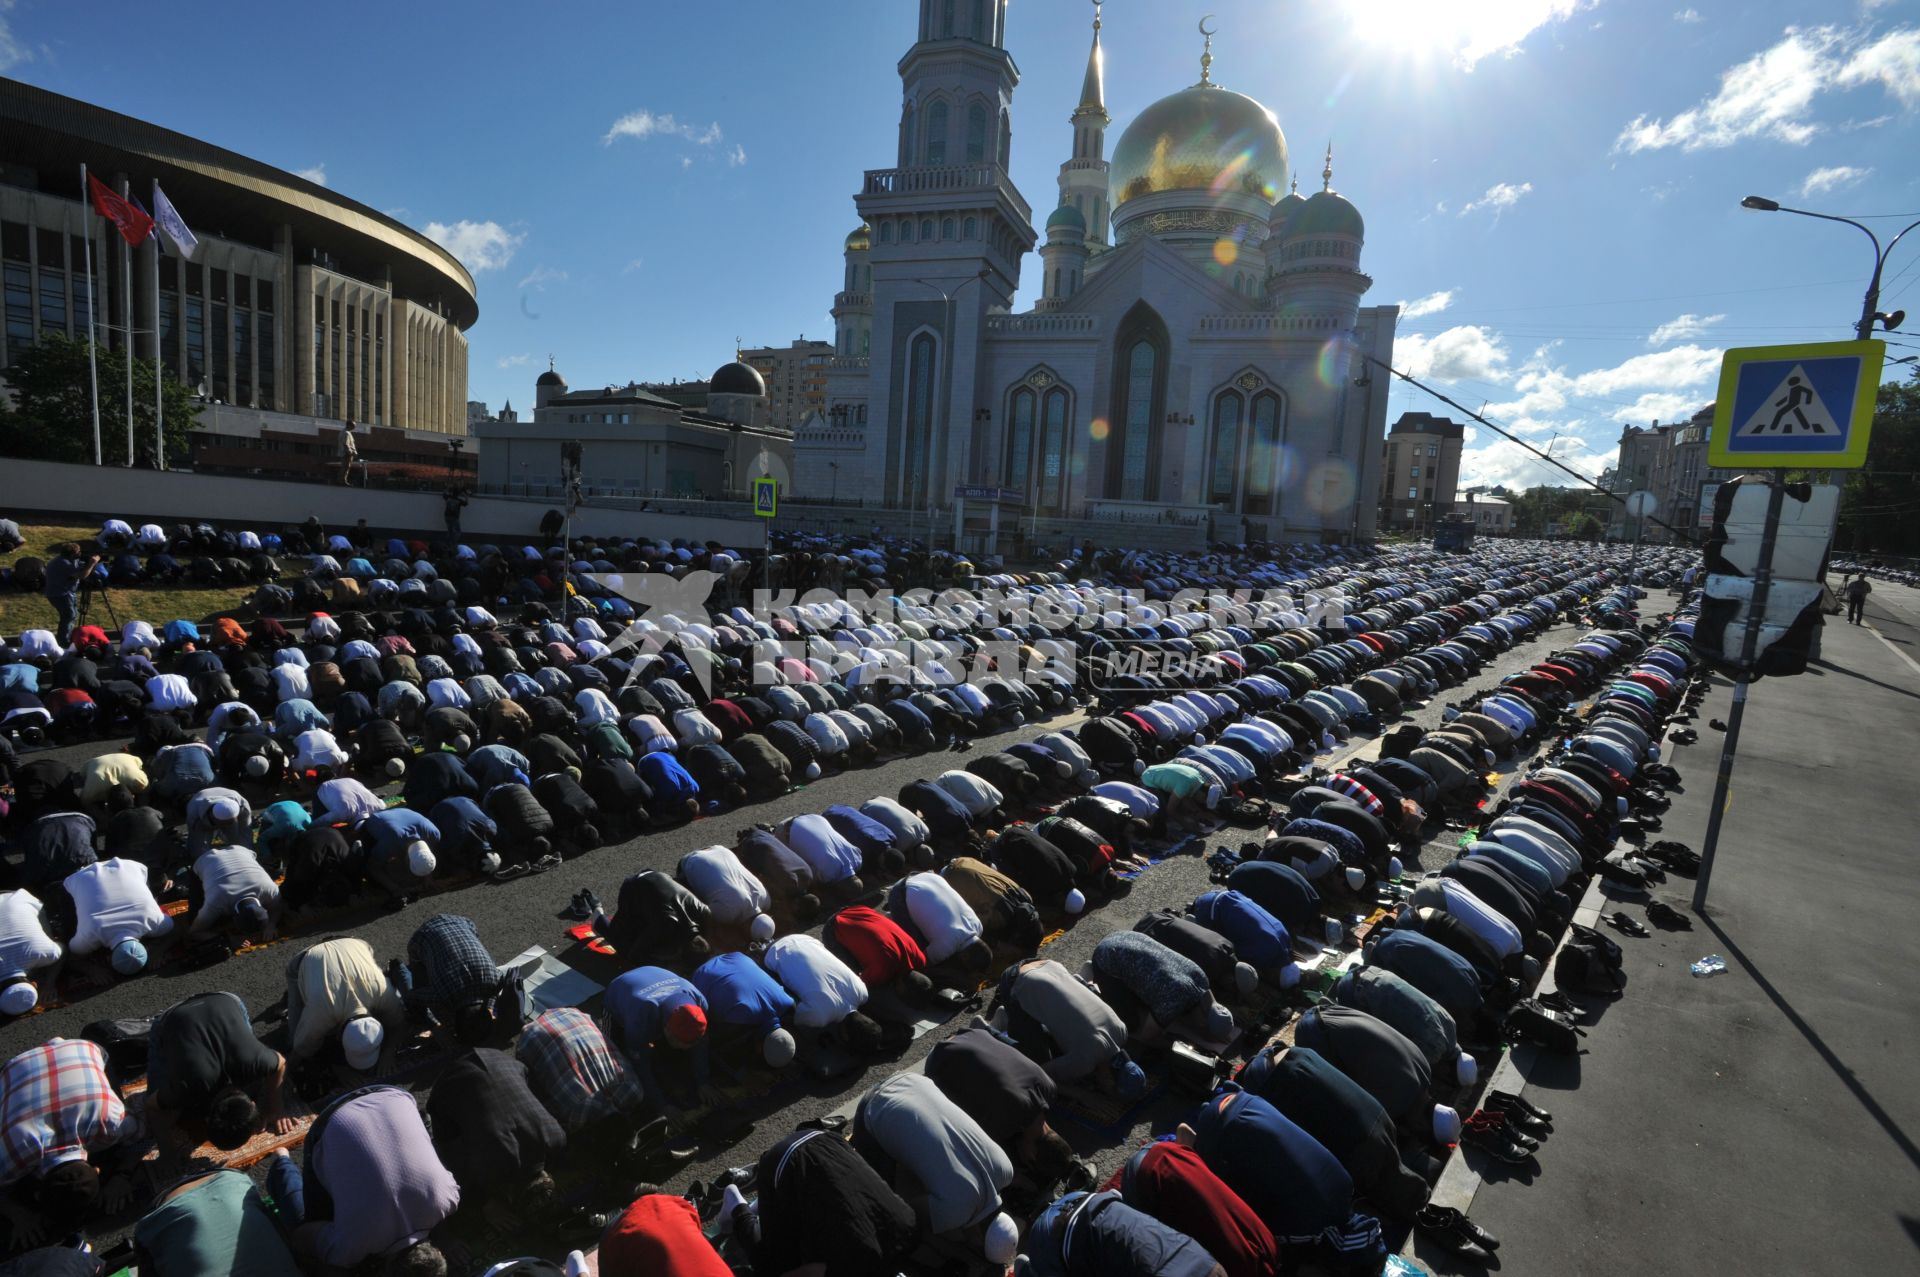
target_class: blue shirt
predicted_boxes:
[1191,890,1292,972]
[1190,1090,1351,1243]
[690,952,793,1034]
[636,752,699,803]
[604,967,705,1056]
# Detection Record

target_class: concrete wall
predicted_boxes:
[0,459,761,547]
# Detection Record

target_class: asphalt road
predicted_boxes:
[1,604,1604,1267]
[1421,584,1920,1276]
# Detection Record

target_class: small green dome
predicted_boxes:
[1287,189,1364,239]
[1046,203,1087,232]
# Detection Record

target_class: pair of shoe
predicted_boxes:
[1462,1109,1538,1163]
[1415,1205,1502,1262]
[1646,899,1693,930]
[1485,1089,1553,1137]
[559,888,604,922]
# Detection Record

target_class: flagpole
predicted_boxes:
[80,163,102,466]
[120,177,135,466]
[151,180,165,471]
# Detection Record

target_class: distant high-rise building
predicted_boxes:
[1380,412,1464,531]
[740,338,833,431]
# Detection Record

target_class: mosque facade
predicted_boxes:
[795,0,1397,549]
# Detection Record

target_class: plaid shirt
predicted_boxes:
[515,1008,645,1133]
[407,913,500,1014]
[0,1039,130,1185]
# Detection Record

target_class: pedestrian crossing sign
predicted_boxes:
[1709,339,1883,468]
[752,476,778,518]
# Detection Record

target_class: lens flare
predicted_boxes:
[1315,337,1356,389]
[1213,238,1240,267]
[1305,458,1358,514]
[1089,417,1111,442]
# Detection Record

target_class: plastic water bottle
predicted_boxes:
[1690,954,1727,978]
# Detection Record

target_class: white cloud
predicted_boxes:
[1395,325,1510,382]
[1838,27,1920,106]
[602,109,724,147]
[1647,312,1725,344]
[1800,163,1873,195]
[294,164,327,187]
[423,219,524,273]
[1572,344,1724,395]
[727,143,748,167]
[1674,8,1702,23]
[1427,1,1591,71]
[517,265,567,291]
[622,258,645,274]
[1459,181,1533,215]
[0,1,29,73]
[1460,436,1606,490]
[498,353,531,369]
[1399,290,1456,319]
[1616,24,1920,153]
[1616,391,1707,422]
[681,156,694,171]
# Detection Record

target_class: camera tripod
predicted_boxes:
[76,580,120,631]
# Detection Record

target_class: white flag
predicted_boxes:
[152,183,199,261]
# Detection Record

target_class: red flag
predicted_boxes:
[87,173,153,247]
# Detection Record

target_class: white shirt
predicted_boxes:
[672,709,723,749]
[626,715,676,756]
[270,664,311,704]
[146,674,197,712]
[0,891,62,981]
[934,770,1002,818]
[65,859,173,955]
[294,730,351,773]
[314,778,384,826]
[306,614,341,642]
[426,678,470,711]
[860,798,930,852]
[763,935,868,1029]
[1426,879,1523,960]
[803,713,850,757]
[1034,732,1094,778]
[901,873,982,964]
[678,847,770,926]
[783,814,864,884]
[193,848,279,922]
[1091,781,1160,818]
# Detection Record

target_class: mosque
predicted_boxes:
[794,0,1398,550]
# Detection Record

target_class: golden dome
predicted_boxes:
[1110,85,1288,209]
[844,223,872,252]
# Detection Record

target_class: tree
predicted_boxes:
[1508,485,1591,536]
[1,334,201,466]
[1562,511,1604,540]
[1831,372,1920,558]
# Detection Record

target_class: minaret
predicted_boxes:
[1056,1,1112,251]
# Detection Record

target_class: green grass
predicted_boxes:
[1,524,253,635]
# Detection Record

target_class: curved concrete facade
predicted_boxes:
[0,77,475,435]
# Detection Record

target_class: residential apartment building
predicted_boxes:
[1608,404,1734,540]
[1379,411,1464,531]
[740,337,833,431]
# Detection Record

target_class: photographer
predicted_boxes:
[43,543,101,648]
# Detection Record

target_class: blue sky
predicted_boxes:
[4,0,1917,489]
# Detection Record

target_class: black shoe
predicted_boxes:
[1461,1116,1532,1165]
[1416,1205,1501,1259]
[1488,1088,1553,1125]
[1606,910,1651,938]
[558,889,594,922]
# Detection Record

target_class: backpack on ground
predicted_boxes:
[1554,923,1627,996]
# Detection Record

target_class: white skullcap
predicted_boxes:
[1343,865,1367,891]
[762,1027,797,1067]
[983,1213,1021,1264]
[1433,1104,1462,1146]
[1456,1051,1478,1087]
[1204,785,1224,810]
[803,762,822,781]
[750,913,776,942]
[0,983,39,1017]
[244,755,270,779]
[1388,856,1403,880]
[385,757,407,778]
[211,796,241,823]
[1131,758,1146,776]
[1064,888,1087,915]
[1274,962,1302,990]
[1232,961,1259,998]
[343,1016,384,1071]
[407,841,437,877]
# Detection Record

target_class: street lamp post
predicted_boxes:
[1739,196,1918,340]
[828,460,839,503]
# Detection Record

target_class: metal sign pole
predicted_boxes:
[1692,467,1787,911]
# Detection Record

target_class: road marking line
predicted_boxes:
[1863,620,1920,682]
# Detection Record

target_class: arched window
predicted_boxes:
[963,216,977,239]
[1040,387,1069,510]
[1108,305,1168,502]
[901,104,916,167]
[942,217,956,240]
[899,221,912,242]
[879,221,894,243]
[1006,388,1035,492]
[1245,391,1282,516]
[926,101,948,165]
[966,104,988,163]
[1208,392,1243,507]
[999,111,1011,167]
[919,218,935,241]
[903,333,938,505]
